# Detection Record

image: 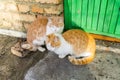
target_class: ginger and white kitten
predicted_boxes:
[22,16,64,52]
[46,29,96,65]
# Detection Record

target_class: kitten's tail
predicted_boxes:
[68,52,95,65]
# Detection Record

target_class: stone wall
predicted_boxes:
[0,0,63,32]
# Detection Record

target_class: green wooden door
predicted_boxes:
[64,0,120,39]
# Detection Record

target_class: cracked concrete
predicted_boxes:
[24,51,120,80]
[24,40,120,80]
[0,34,120,80]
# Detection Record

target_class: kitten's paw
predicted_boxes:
[58,55,66,58]
[21,44,31,49]
[38,47,46,52]
[11,42,30,57]
[11,47,23,57]
[22,44,37,51]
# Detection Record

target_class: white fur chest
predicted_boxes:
[54,35,73,58]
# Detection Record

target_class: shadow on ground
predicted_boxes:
[0,35,47,80]
[24,52,95,80]
[0,35,120,80]
[24,51,120,80]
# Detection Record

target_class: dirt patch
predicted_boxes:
[24,50,120,80]
[0,34,120,80]
[24,39,120,80]
[0,35,47,80]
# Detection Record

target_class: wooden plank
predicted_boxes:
[81,0,88,28]
[103,0,114,33]
[64,0,69,29]
[71,0,76,27]
[97,0,108,32]
[115,0,120,34]
[109,0,119,34]
[76,0,82,27]
[90,34,120,43]
[67,0,72,29]
[91,0,101,30]
[115,11,120,34]
[87,0,95,30]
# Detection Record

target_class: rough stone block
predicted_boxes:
[31,5,44,13]
[6,3,18,12]
[44,4,63,15]
[35,0,62,4]
[18,4,30,13]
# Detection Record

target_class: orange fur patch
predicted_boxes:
[63,29,89,55]
[46,34,61,47]
[62,29,96,65]
[27,16,64,46]
[27,16,48,45]
[49,17,64,27]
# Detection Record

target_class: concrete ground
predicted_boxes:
[0,34,120,80]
